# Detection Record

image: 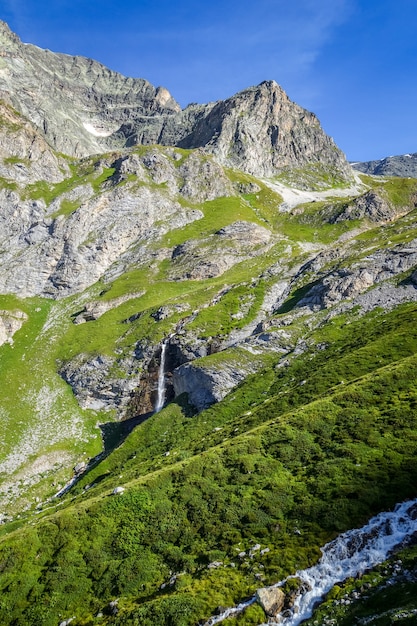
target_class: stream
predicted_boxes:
[204,497,417,625]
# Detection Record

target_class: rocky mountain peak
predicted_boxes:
[0,19,21,49]
[352,152,417,178]
[0,21,181,157]
[0,21,352,183]
[178,79,351,179]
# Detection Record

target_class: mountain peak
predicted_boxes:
[0,19,22,50]
[0,21,351,182]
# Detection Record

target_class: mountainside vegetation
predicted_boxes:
[1,20,417,626]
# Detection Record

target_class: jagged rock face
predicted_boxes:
[0,21,352,182]
[173,356,263,411]
[298,238,417,310]
[0,181,198,298]
[178,81,352,179]
[58,347,152,415]
[352,153,417,177]
[0,102,68,184]
[332,191,396,223]
[0,21,181,158]
[0,148,231,298]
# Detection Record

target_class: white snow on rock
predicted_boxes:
[83,122,115,137]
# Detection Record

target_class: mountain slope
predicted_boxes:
[0,20,417,626]
[2,303,417,626]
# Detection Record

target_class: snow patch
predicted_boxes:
[83,122,115,138]
[263,172,366,212]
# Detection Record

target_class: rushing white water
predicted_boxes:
[155,342,167,413]
[204,497,417,626]
[205,599,256,625]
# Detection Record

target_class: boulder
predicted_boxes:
[256,586,285,618]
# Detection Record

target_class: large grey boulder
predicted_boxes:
[256,586,286,618]
[0,309,27,346]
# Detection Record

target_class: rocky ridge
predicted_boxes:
[0,20,352,183]
[352,152,417,177]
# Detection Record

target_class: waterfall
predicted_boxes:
[204,497,417,626]
[155,342,167,413]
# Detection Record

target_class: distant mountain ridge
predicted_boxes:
[0,20,352,181]
[352,152,417,177]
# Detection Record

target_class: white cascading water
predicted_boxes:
[155,342,167,413]
[204,497,417,626]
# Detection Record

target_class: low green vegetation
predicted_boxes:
[51,197,83,218]
[0,175,17,191]
[0,293,108,511]
[162,196,272,248]
[358,173,417,208]
[1,303,417,625]
[3,155,30,166]
[22,160,116,206]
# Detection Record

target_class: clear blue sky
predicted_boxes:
[1,0,416,161]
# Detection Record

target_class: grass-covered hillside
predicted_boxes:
[1,303,417,625]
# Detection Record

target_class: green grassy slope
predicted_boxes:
[1,303,417,625]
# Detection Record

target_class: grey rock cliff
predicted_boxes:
[0,148,224,298]
[0,101,68,183]
[178,81,352,180]
[59,353,142,414]
[173,356,262,411]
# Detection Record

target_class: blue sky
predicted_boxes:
[1,0,416,161]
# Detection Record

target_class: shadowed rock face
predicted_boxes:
[0,21,352,181]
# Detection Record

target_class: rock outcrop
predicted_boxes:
[298,239,417,310]
[332,190,396,223]
[0,309,27,346]
[0,101,68,184]
[0,148,222,298]
[59,352,143,414]
[173,353,263,411]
